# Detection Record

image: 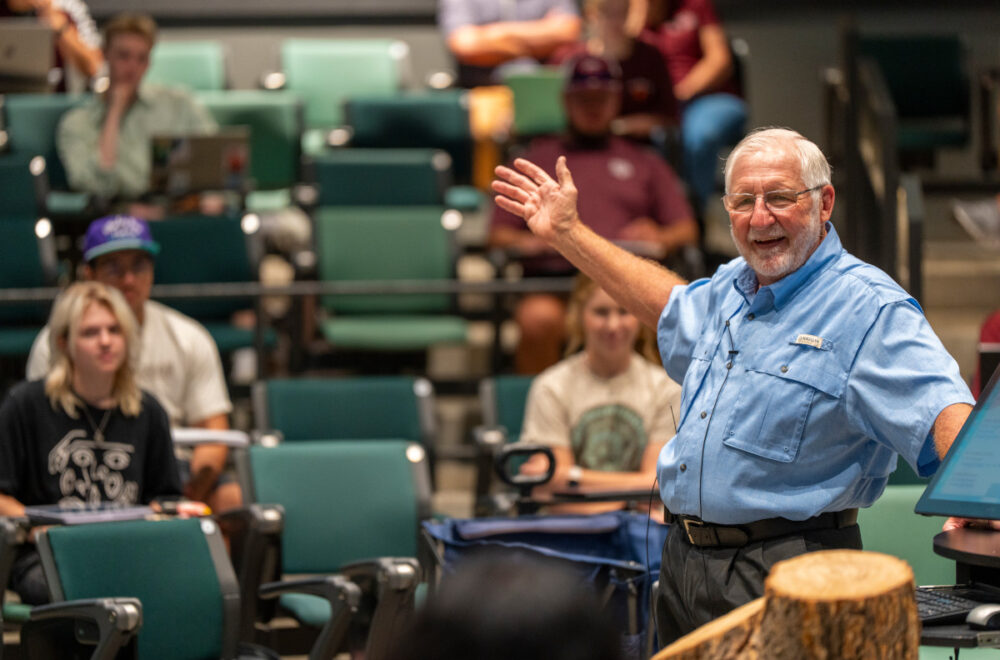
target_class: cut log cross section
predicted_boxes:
[656,549,920,660]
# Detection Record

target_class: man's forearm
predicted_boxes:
[555,222,682,329]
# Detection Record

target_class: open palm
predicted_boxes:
[492,156,580,243]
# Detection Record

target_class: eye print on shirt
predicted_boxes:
[607,157,635,181]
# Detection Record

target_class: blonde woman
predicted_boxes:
[0,281,179,604]
[519,273,681,515]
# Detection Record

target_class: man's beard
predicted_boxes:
[731,212,823,285]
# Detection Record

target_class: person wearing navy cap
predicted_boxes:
[490,53,698,373]
[26,215,241,514]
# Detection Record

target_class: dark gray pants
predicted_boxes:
[654,523,862,645]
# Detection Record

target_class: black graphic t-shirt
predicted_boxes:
[0,380,181,508]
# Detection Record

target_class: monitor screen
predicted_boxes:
[916,366,1000,519]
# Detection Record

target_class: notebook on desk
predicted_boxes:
[149,128,250,197]
[0,19,54,92]
[24,502,154,525]
[913,365,1000,625]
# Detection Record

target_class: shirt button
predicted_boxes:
[679,464,687,472]
[747,313,755,320]
[700,411,707,419]
[725,320,730,327]
[781,365,788,373]
[726,362,732,369]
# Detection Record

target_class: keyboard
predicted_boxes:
[916,587,987,625]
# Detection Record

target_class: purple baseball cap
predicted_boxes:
[82,215,161,263]
[564,54,622,93]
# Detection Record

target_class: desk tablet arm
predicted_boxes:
[23,597,142,660]
[259,575,360,660]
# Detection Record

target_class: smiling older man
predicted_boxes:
[492,126,974,642]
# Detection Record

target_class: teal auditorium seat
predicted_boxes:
[479,375,534,442]
[0,153,46,221]
[858,34,971,161]
[150,214,273,354]
[313,206,468,352]
[35,517,354,660]
[279,39,408,155]
[238,440,429,658]
[196,90,304,208]
[253,376,437,448]
[1,93,85,190]
[504,67,567,139]
[309,148,451,206]
[344,90,474,186]
[146,40,227,91]
[0,219,59,359]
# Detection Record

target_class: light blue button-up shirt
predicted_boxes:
[656,224,973,524]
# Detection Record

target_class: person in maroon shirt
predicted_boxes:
[638,0,747,209]
[490,53,698,373]
[551,0,678,143]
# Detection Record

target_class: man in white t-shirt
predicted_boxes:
[26,215,241,512]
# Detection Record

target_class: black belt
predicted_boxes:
[664,509,858,548]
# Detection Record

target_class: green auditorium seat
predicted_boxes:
[344,90,474,186]
[1,93,86,191]
[150,214,274,355]
[237,439,429,658]
[253,375,437,448]
[279,39,408,155]
[146,40,228,91]
[857,34,971,164]
[503,67,567,139]
[313,206,468,353]
[309,148,451,207]
[196,90,304,202]
[33,517,356,660]
[0,218,59,359]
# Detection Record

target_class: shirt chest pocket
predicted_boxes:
[722,341,846,463]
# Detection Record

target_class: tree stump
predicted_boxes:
[655,550,920,660]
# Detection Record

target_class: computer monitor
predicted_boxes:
[915,366,1000,519]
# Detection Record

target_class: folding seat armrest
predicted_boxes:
[339,557,420,660]
[259,575,360,660]
[1,516,30,599]
[25,597,142,660]
[215,504,285,640]
[472,425,508,507]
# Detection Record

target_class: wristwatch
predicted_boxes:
[567,465,583,488]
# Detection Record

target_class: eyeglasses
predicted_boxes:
[93,256,153,279]
[721,186,823,215]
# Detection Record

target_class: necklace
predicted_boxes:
[80,404,112,443]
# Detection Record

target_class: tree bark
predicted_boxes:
[655,549,920,660]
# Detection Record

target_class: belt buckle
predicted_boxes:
[681,517,707,545]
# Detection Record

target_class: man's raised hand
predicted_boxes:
[492,156,580,245]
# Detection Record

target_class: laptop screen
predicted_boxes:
[149,128,250,196]
[916,366,1000,519]
[0,19,54,92]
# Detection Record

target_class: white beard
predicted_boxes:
[731,211,823,285]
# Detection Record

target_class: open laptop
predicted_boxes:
[912,365,1000,624]
[149,128,250,197]
[0,19,54,93]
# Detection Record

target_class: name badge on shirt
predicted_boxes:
[794,334,824,349]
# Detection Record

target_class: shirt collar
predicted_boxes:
[733,222,842,311]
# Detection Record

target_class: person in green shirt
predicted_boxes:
[56,12,216,203]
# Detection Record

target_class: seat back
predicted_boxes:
[197,90,303,190]
[857,485,955,586]
[280,39,408,129]
[243,440,431,574]
[857,34,970,151]
[504,67,566,138]
[253,375,435,446]
[480,375,534,441]
[309,148,451,206]
[146,40,227,91]
[38,518,239,660]
[0,218,58,331]
[0,153,44,219]
[150,214,259,321]
[345,90,473,184]
[314,206,457,314]
[2,93,87,189]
